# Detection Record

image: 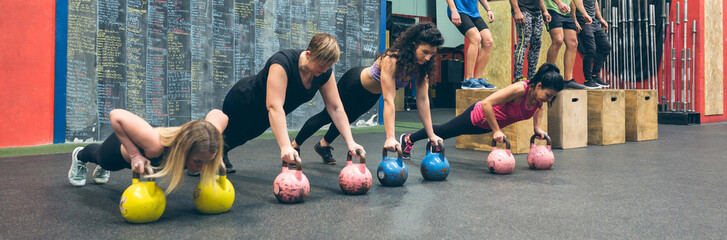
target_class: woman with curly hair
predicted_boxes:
[291,22,445,164]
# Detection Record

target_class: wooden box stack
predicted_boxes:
[548,90,588,149]
[587,90,626,145]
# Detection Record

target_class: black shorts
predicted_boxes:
[546,9,577,31]
[450,13,488,35]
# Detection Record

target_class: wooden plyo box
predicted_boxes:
[587,89,625,145]
[625,90,658,141]
[454,89,548,154]
[548,90,588,149]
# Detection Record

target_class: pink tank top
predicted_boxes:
[470,81,542,129]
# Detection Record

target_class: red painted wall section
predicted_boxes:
[702,0,727,123]
[0,1,56,148]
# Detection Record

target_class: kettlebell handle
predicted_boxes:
[132,166,156,182]
[281,155,303,171]
[491,137,511,150]
[381,146,403,159]
[425,140,445,158]
[347,150,366,164]
[529,134,552,146]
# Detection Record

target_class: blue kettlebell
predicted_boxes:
[377,147,408,187]
[420,140,450,181]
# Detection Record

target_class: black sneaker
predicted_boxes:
[223,155,236,173]
[314,142,336,165]
[513,77,526,83]
[564,79,586,89]
[400,134,413,160]
[592,76,609,87]
[583,80,601,89]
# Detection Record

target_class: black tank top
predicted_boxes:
[226,49,333,114]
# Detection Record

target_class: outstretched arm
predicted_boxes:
[415,76,442,146]
[379,57,400,152]
[480,83,527,142]
[109,109,162,174]
[532,105,547,138]
[319,70,366,158]
[266,64,297,164]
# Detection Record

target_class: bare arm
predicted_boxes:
[205,109,228,134]
[510,0,525,25]
[573,0,591,23]
[532,105,547,138]
[594,0,608,30]
[446,0,462,26]
[266,64,297,163]
[479,0,495,22]
[319,70,366,157]
[109,109,163,174]
[480,83,527,142]
[541,0,552,23]
[379,57,400,152]
[414,76,443,146]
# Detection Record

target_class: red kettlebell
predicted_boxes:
[527,134,554,170]
[338,150,372,195]
[273,156,310,204]
[487,137,516,174]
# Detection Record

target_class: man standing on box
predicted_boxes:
[576,0,610,88]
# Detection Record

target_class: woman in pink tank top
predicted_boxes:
[400,63,565,159]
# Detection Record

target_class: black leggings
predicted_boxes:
[78,133,163,171]
[78,133,131,171]
[294,66,380,145]
[408,103,492,143]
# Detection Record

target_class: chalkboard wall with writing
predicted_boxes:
[66,0,381,142]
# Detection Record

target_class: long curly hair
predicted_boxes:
[378,22,444,85]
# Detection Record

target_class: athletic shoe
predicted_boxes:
[476,78,497,89]
[223,155,236,173]
[399,134,413,160]
[68,147,87,187]
[92,165,110,184]
[592,76,609,87]
[314,142,336,165]
[583,80,602,89]
[564,79,587,89]
[461,78,485,89]
[513,77,527,83]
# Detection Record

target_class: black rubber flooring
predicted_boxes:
[1,109,726,239]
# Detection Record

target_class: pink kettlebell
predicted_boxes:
[527,134,554,170]
[273,156,310,204]
[487,137,516,174]
[339,150,372,195]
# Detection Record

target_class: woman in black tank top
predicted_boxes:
[291,22,446,164]
[221,33,365,172]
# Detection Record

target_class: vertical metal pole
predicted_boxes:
[683,0,688,112]
[636,0,643,89]
[629,0,636,89]
[621,2,627,89]
[661,1,669,107]
[691,20,696,112]
[675,2,680,111]
[609,7,621,89]
[649,5,659,91]
[670,21,675,111]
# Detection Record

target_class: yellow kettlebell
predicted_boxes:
[193,166,235,214]
[119,167,166,223]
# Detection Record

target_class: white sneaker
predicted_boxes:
[92,165,110,184]
[68,147,87,186]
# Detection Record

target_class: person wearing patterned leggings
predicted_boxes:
[510,0,551,82]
